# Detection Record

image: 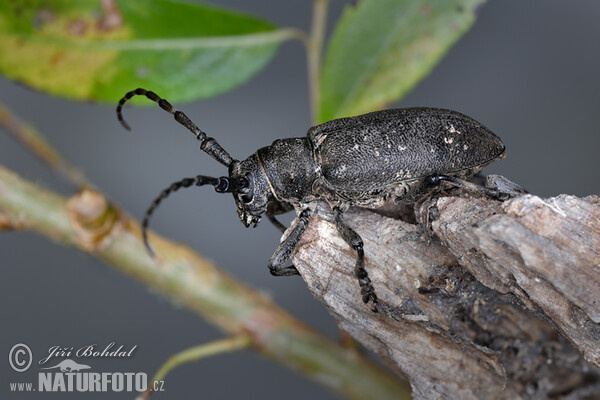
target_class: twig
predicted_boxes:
[0,102,90,188]
[0,164,410,400]
[292,176,600,399]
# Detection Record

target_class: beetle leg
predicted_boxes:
[267,208,312,277]
[267,215,287,234]
[333,207,379,312]
[428,174,512,201]
[266,201,294,234]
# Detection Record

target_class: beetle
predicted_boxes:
[117,88,508,312]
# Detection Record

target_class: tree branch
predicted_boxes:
[292,176,600,400]
[0,164,410,400]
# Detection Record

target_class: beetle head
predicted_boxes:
[116,88,272,256]
[229,155,273,228]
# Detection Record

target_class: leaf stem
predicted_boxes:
[140,335,252,399]
[307,0,330,125]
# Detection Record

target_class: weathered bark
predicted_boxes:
[292,176,600,400]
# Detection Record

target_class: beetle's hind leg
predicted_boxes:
[428,174,512,201]
[267,209,312,277]
[333,207,378,312]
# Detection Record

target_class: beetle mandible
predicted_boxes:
[117,88,509,312]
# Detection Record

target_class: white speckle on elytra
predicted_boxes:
[430,148,435,153]
[375,151,380,156]
[398,145,406,151]
[444,137,454,144]
[449,124,461,134]
[353,144,359,150]
[463,144,469,151]
[387,144,391,148]
[534,277,541,283]
[395,265,402,272]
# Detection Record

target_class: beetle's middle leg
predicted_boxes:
[428,174,512,201]
[333,207,378,312]
[267,208,312,277]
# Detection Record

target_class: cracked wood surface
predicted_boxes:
[292,176,600,400]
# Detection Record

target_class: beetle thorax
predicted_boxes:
[256,137,318,205]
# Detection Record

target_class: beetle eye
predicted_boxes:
[241,193,253,203]
[240,173,253,203]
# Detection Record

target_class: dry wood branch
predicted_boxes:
[292,176,600,400]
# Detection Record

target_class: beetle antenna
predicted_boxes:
[117,88,235,167]
[142,175,249,258]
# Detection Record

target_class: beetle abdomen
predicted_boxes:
[310,108,505,192]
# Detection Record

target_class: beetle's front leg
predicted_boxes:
[333,207,378,312]
[268,208,312,277]
[266,200,294,234]
[428,174,512,201]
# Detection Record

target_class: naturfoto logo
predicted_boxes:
[8,342,162,394]
[40,359,91,372]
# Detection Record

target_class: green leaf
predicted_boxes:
[320,0,486,122]
[0,0,282,103]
